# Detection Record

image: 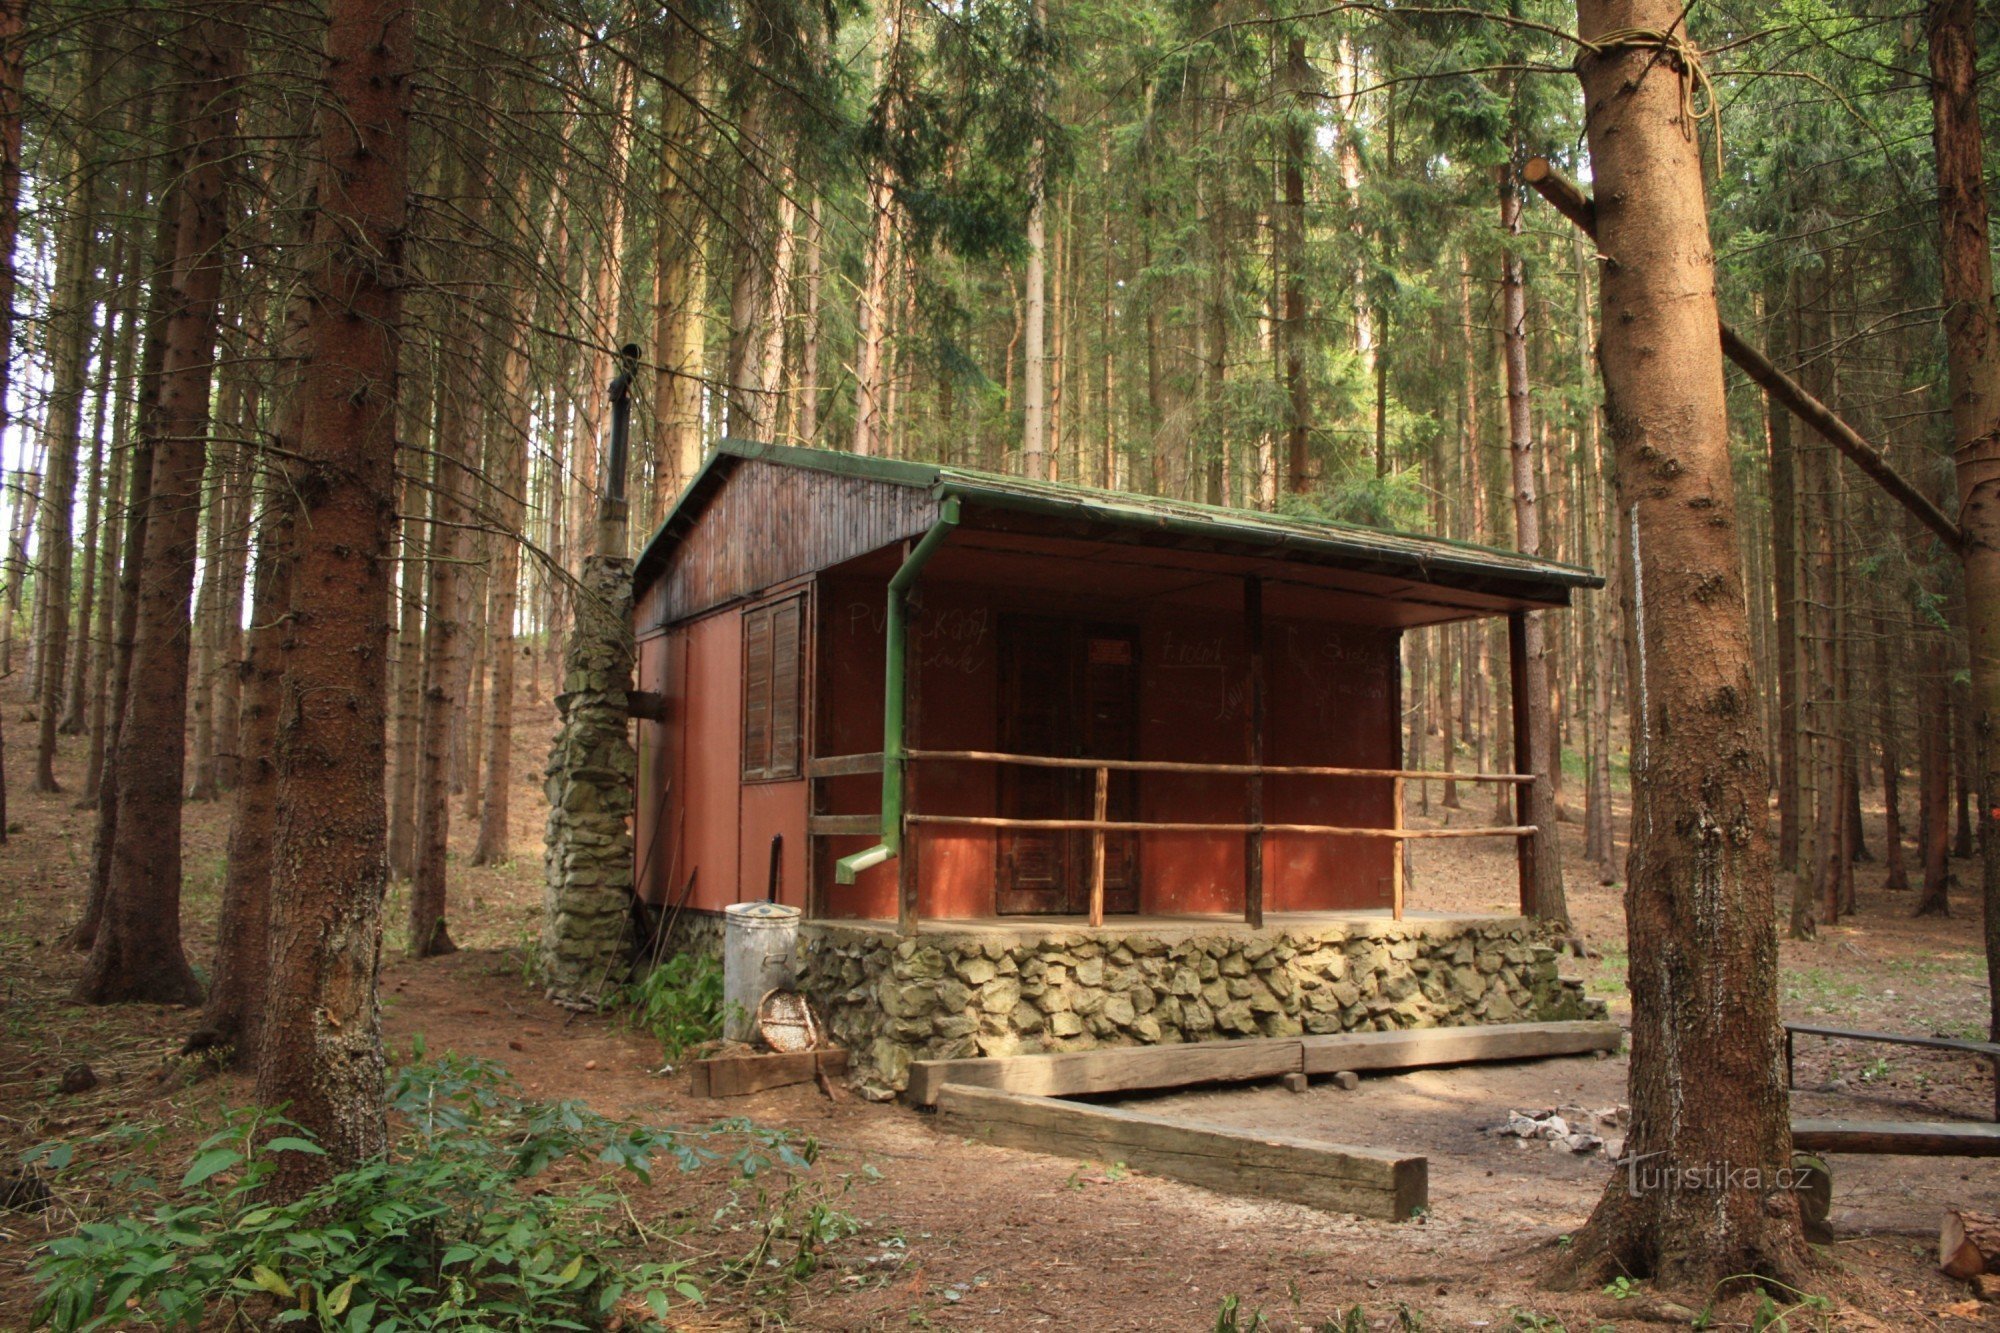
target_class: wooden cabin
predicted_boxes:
[632,440,1598,937]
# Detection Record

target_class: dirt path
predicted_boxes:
[4,681,2000,1329]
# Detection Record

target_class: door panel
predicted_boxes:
[997,617,1141,915]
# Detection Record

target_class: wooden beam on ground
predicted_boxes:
[690,1049,849,1098]
[1791,1119,2000,1157]
[906,1037,1305,1108]
[1299,1020,1623,1075]
[1521,155,1964,554]
[936,1083,1427,1220]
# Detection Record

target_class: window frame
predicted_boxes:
[740,593,805,782]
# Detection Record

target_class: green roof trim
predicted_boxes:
[635,437,1602,595]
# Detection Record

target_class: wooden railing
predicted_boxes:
[808,747,1533,928]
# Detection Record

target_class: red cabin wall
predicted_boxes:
[637,591,810,914]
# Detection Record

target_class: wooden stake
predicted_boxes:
[1089,765,1108,927]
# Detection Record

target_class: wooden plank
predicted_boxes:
[908,747,1530,783]
[936,1084,1427,1220]
[808,813,881,837]
[1784,1023,2000,1057]
[907,1038,1304,1108]
[904,814,1533,838]
[807,752,885,778]
[690,1049,849,1098]
[1300,1021,1622,1075]
[1791,1119,2000,1157]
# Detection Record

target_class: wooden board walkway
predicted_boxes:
[937,1083,1428,1220]
[906,1020,1622,1107]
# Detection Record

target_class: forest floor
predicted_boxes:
[3,676,1998,1331]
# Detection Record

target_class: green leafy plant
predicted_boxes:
[1213,1294,1268,1332]
[1602,1275,1637,1300]
[31,1055,810,1332]
[620,953,730,1061]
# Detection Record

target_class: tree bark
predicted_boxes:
[255,0,412,1195]
[852,0,904,459]
[473,239,534,866]
[651,37,707,501]
[1499,162,1568,928]
[1279,32,1311,494]
[79,7,247,1005]
[1917,633,1953,915]
[410,352,467,958]
[197,456,293,1064]
[31,46,108,791]
[1547,2,1809,1292]
[1925,0,2000,1041]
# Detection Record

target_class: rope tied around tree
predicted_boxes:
[1579,25,1722,171]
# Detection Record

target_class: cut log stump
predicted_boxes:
[1941,1209,2000,1278]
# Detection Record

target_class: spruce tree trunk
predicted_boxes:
[32,52,107,791]
[1548,1,1808,1291]
[80,7,247,1005]
[197,458,293,1063]
[256,0,411,1195]
[1878,609,1909,891]
[1499,164,1568,927]
[1767,285,1802,874]
[473,257,533,867]
[1917,634,1953,914]
[385,412,426,880]
[410,355,467,957]
[651,39,707,499]
[1924,0,2000,1043]
[1279,32,1310,494]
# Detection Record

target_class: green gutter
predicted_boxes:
[835,498,961,885]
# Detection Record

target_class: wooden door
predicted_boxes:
[996,617,1140,915]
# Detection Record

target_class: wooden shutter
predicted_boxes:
[769,598,802,779]
[742,606,772,778]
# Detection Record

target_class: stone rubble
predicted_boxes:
[1493,1102,1628,1155]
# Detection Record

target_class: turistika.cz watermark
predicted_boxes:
[1617,1150,1814,1198]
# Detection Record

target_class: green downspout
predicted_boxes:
[835,496,961,885]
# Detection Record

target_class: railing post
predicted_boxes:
[1391,775,1406,921]
[1089,765,1108,927]
[1244,576,1265,929]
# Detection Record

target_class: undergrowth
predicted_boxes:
[618,953,730,1061]
[27,1051,818,1332]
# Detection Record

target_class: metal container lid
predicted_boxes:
[724,900,801,921]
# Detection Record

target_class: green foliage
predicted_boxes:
[30,1056,812,1332]
[619,953,728,1062]
[1213,1294,1268,1332]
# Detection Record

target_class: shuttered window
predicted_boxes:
[742,595,804,780]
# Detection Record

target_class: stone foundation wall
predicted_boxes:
[797,917,1606,1099]
[650,907,725,967]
